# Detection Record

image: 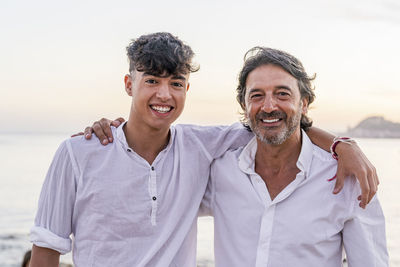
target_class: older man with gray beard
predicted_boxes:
[201,47,388,267]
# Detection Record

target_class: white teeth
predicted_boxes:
[262,118,280,123]
[151,105,172,113]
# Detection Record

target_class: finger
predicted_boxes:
[373,166,380,186]
[71,132,84,138]
[366,170,378,204]
[110,117,125,127]
[333,168,345,194]
[333,178,344,194]
[92,122,109,145]
[84,127,93,139]
[99,117,112,127]
[357,172,370,209]
[99,118,114,143]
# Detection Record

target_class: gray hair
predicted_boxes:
[236,47,316,130]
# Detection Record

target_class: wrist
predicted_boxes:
[330,137,356,160]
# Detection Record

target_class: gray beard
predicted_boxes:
[248,109,302,145]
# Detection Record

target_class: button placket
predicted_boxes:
[148,166,158,226]
[255,206,275,267]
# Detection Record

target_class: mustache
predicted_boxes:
[255,111,287,121]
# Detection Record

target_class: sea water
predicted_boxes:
[0,134,399,266]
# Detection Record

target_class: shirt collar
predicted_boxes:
[296,129,314,177]
[116,121,176,153]
[116,121,129,150]
[238,136,258,174]
[238,129,314,178]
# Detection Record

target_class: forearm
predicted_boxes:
[305,126,335,152]
[30,245,60,267]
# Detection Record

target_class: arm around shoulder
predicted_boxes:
[195,123,252,159]
[306,126,379,208]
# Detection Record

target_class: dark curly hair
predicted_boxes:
[236,47,316,130]
[127,32,199,77]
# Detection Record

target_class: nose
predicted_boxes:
[156,82,171,101]
[261,93,277,113]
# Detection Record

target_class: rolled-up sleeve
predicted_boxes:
[343,192,389,267]
[30,139,77,255]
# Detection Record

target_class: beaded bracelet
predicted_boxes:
[330,137,356,160]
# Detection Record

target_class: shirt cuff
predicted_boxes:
[30,226,72,255]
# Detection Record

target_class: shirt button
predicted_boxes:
[152,196,157,201]
[151,166,155,171]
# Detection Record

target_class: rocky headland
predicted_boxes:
[344,116,400,138]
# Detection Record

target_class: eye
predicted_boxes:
[145,79,157,84]
[277,91,290,98]
[250,93,263,99]
[171,82,184,88]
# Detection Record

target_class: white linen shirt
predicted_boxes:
[203,131,388,267]
[30,122,252,267]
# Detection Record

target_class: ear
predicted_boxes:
[244,111,249,120]
[242,93,248,113]
[124,74,133,96]
[186,83,190,92]
[301,97,308,115]
[242,100,249,120]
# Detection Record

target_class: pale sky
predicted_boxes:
[1,0,399,133]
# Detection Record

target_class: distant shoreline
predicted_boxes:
[342,116,400,138]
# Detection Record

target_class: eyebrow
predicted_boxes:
[276,85,292,91]
[142,72,187,81]
[142,72,157,77]
[171,75,187,81]
[248,85,293,94]
[248,88,263,94]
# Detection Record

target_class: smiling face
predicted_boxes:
[125,70,189,132]
[245,64,308,145]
